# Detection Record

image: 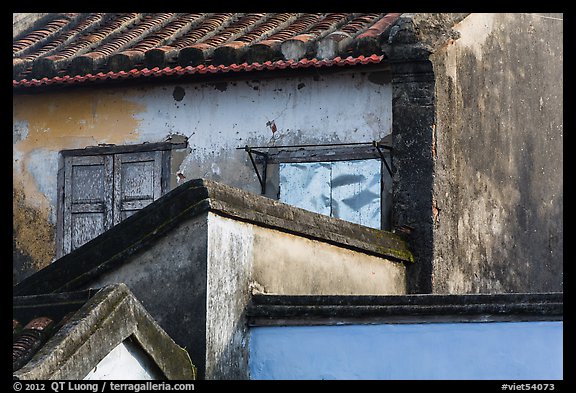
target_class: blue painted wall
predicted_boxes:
[249,321,563,380]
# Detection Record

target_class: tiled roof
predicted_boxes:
[13,317,56,372]
[13,13,400,88]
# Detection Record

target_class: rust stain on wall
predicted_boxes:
[13,89,145,269]
[13,90,144,154]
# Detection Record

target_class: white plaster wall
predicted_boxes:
[83,340,163,380]
[130,71,392,151]
[13,68,392,276]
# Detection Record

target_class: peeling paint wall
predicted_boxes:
[131,71,392,192]
[431,13,563,293]
[13,69,392,283]
[13,186,54,281]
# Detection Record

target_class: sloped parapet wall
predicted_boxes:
[14,178,413,379]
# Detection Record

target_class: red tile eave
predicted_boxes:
[13,54,384,89]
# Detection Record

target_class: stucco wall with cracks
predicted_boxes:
[13,89,144,282]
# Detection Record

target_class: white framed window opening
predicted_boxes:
[248,141,394,231]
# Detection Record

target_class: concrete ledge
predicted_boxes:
[203,179,413,262]
[247,292,564,326]
[14,178,412,296]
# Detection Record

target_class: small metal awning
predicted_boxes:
[237,141,393,194]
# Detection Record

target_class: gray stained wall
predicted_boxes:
[430,13,563,293]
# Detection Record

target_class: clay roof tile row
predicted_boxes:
[14,55,384,88]
[13,13,400,88]
[13,317,57,372]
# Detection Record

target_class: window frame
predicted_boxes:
[56,142,179,259]
[253,144,393,230]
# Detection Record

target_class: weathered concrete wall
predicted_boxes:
[252,220,406,295]
[13,89,147,283]
[389,59,436,294]
[14,177,412,378]
[431,13,563,293]
[77,209,405,379]
[205,214,254,380]
[86,213,210,379]
[13,68,392,283]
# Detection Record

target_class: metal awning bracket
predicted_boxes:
[372,140,393,178]
[244,146,268,194]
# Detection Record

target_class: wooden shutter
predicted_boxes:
[62,155,113,254]
[113,151,163,224]
[59,147,169,257]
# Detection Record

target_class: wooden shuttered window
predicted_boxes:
[59,147,169,257]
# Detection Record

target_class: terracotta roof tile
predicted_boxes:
[13,317,56,372]
[13,13,401,88]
